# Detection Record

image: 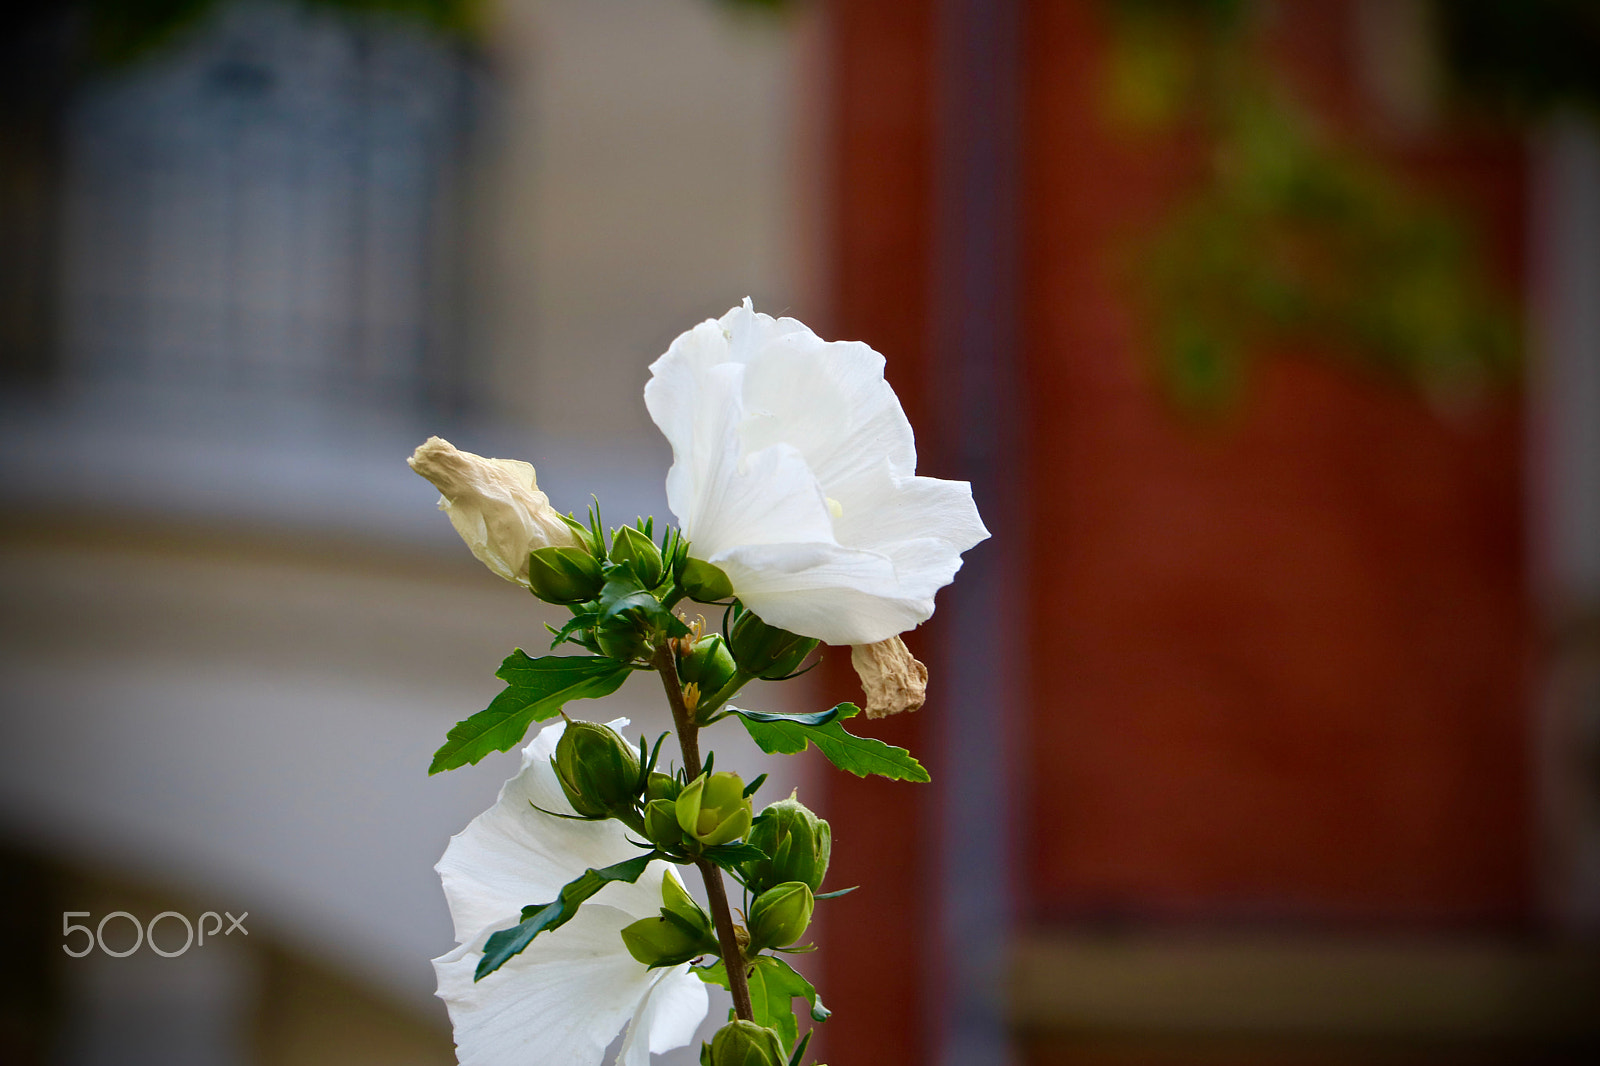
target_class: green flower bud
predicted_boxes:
[594,610,651,663]
[551,721,641,818]
[526,545,605,605]
[679,557,734,602]
[645,771,681,802]
[660,875,716,949]
[558,511,598,554]
[591,574,664,664]
[729,611,819,680]
[675,771,753,847]
[704,1020,787,1066]
[744,793,831,894]
[643,798,685,848]
[660,870,707,926]
[677,634,737,695]
[620,914,712,968]
[746,881,814,951]
[621,873,717,968]
[610,525,665,587]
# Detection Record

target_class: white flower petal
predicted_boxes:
[830,468,989,558]
[614,966,711,1066]
[434,904,662,1066]
[436,717,660,944]
[725,570,933,647]
[433,719,709,1066]
[645,319,732,479]
[643,968,711,1053]
[695,438,837,557]
[738,331,915,488]
[648,340,837,558]
[646,300,989,645]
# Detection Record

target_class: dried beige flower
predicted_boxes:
[850,635,928,718]
[408,436,579,586]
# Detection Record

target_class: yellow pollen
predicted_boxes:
[826,497,844,519]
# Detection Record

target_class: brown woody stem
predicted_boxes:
[653,642,754,1022]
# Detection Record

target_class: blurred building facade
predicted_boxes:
[3,0,1599,1065]
[2,1,812,1063]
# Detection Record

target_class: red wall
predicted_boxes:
[819,0,1533,1058]
[1020,0,1531,928]
[815,1,939,1063]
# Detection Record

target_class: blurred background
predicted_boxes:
[1,1,1597,1064]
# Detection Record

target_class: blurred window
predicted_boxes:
[52,0,484,416]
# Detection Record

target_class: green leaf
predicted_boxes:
[696,956,828,1049]
[546,610,598,650]
[726,706,841,727]
[476,852,658,980]
[592,575,687,659]
[766,956,830,1024]
[746,957,801,1048]
[701,841,767,868]
[812,886,858,901]
[429,653,631,774]
[598,575,663,623]
[736,703,929,783]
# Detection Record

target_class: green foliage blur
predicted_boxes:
[76,0,484,67]
[61,0,796,69]
[1103,0,1524,416]
[1141,86,1518,414]
[714,0,794,12]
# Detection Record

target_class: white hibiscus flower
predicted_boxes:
[644,299,989,647]
[433,719,709,1066]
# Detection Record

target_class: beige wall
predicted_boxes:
[480,0,821,442]
[0,526,815,1062]
[1,1,824,1059]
